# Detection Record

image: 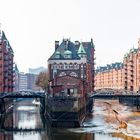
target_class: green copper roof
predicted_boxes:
[77,42,86,54]
[64,50,72,55]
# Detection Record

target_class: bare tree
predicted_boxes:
[36,71,49,92]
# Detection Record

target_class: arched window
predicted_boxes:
[69,63,73,69]
[59,63,63,69]
[74,63,79,69]
[64,63,67,70]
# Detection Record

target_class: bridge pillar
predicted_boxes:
[40,98,45,114]
[0,99,5,114]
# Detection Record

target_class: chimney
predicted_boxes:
[75,41,80,51]
[75,41,79,45]
[55,41,59,50]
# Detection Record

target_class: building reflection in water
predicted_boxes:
[41,127,94,140]
[0,132,13,140]
[0,110,13,140]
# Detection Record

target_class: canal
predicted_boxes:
[0,99,140,140]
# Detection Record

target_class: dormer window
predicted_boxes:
[64,50,72,59]
[55,51,60,59]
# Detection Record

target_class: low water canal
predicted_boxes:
[0,99,140,140]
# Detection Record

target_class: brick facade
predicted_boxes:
[0,31,14,93]
[95,63,123,91]
[123,39,140,92]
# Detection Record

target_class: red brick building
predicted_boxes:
[123,40,140,92]
[0,30,14,93]
[48,38,95,93]
[95,38,140,93]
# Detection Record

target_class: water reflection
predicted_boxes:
[0,99,140,140]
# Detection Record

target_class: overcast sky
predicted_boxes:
[0,0,140,72]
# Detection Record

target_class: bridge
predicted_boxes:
[94,88,136,95]
[0,91,46,114]
[0,91,45,98]
[92,94,140,99]
[91,93,140,108]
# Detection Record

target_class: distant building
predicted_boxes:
[13,63,19,92]
[18,72,28,91]
[0,30,14,93]
[18,72,41,91]
[95,63,123,90]
[29,67,47,75]
[26,73,41,91]
[48,38,95,92]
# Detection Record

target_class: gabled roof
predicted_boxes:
[48,38,95,62]
[48,39,80,60]
[0,30,14,55]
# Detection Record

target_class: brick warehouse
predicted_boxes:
[95,38,140,93]
[95,63,123,91]
[123,38,140,92]
[0,30,14,92]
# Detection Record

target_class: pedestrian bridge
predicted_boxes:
[91,94,140,99]
[91,94,140,109]
[0,91,46,114]
[0,91,45,99]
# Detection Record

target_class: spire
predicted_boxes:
[91,38,95,48]
[77,42,86,54]
[77,42,86,58]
